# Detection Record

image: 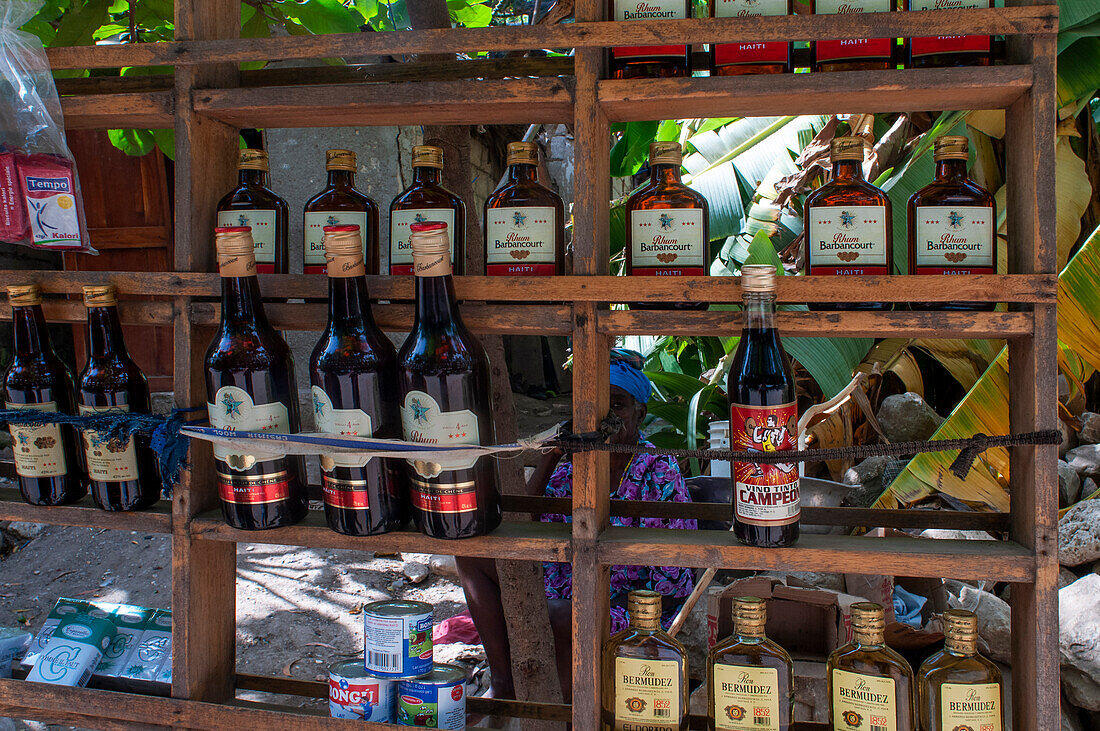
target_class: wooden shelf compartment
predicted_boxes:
[60,90,174,130]
[0,300,176,326]
[0,488,172,533]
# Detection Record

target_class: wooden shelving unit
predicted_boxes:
[0,1,1058,728]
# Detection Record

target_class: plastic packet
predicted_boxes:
[0,0,94,253]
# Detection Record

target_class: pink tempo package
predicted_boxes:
[16,152,83,249]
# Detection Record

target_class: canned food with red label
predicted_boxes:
[329,659,397,722]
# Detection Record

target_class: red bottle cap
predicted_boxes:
[323,224,361,233]
[215,225,252,234]
[409,221,448,233]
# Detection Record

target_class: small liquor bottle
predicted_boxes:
[397,222,502,539]
[608,0,692,79]
[907,136,996,310]
[810,0,895,72]
[827,602,917,731]
[483,142,565,276]
[918,609,1003,731]
[216,149,289,274]
[3,285,86,506]
[707,596,794,731]
[710,0,793,76]
[389,145,466,276]
[78,285,160,511]
[303,149,380,275]
[625,142,709,310]
[727,265,799,548]
[310,225,407,536]
[905,0,992,68]
[205,226,308,530]
[602,590,690,731]
[804,136,892,310]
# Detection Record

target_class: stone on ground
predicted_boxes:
[1059,500,1100,566]
[1059,573,1100,711]
[876,392,944,444]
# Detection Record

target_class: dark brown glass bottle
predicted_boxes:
[389,146,465,276]
[484,142,565,276]
[310,225,407,536]
[905,0,991,68]
[727,266,799,548]
[907,136,996,311]
[303,149,380,275]
[3,285,86,506]
[216,149,289,274]
[810,0,895,71]
[204,226,307,530]
[78,285,160,511]
[710,0,793,76]
[626,142,709,310]
[397,222,502,539]
[608,0,691,79]
[804,136,892,311]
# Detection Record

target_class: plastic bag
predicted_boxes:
[0,0,94,254]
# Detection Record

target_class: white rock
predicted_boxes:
[1061,460,1083,507]
[945,582,1011,663]
[1066,444,1100,479]
[919,528,996,541]
[1079,412,1100,445]
[429,554,459,578]
[1059,500,1100,567]
[1059,573,1100,711]
[876,392,944,443]
[6,522,45,540]
[403,561,429,584]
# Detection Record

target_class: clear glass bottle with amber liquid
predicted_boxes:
[805,136,892,310]
[905,0,991,68]
[907,136,996,310]
[827,602,916,731]
[626,142,709,310]
[918,609,1003,731]
[3,285,86,506]
[710,0,793,76]
[602,590,689,731]
[397,222,501,539]
[204,226,307,530]
[608,0,692,78]
[389,145,465,276]
[708,596,794,731]
[216,149,289,274]
[78,285,160,511]
[303,149,380,275]
[810,0,895,71]
[484,142,565,276]
[310,225,407,536]
[727,265,799,548]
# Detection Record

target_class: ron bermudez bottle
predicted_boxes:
[918,609,1004,731]
[397,221,502,539]
[205,226,307,530]
[303,149,379,275]
[389,145,465,276]
[216,149,289,274]
[483,142,565,276]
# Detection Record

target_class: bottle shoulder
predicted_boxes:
[627,182,708,211]
[908,179,996,209]
[709,636,792,666]
[807,179,890,209]
[918,650,1001,684]
[305,187,378,213]
[392,183,464,211]
[485,181,563,210]
[219,185,288,211]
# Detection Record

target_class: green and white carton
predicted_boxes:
[95,604,155,677]
[0,626,31,678]
[119,609,172,681]
[25,613,116,687]
[20,598,88,669]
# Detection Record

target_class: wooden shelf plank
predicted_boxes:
[60,91,174,130]
[0,488,172,533]
[0,301,175,326]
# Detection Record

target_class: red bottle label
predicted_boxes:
[322,477,370,510]
[813,0,893,63]
[218,470,291,504]
[410,479,478,514]
[612,0,687,59]
[730,402,800,527]
[714,0,789,66]
[909,0,990,57]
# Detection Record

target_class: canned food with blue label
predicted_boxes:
[397,663,467,729]
[329,658,397,722]
[364,600,433,677]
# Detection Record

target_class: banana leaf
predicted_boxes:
[1058,224,1100,371]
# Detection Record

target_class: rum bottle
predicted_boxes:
[906,135,996,310]
[3,285,86,506]
[78,285,160,511]
[918,609,1003,731]
[707,596,793,731]
[810,0,895,71]
[310,224,407,536]
[389,145,465,275]
[827,602,916,731]
[804,136,892,310]
[204,226,307,530]
[303,149,379,275]
[608,0,692,79]
[602,590,689,731]
[905,0,992,68]
[483,142,565,276]
[710,0,793,76]
[397,221,501,539]
[216,149,289,274]
[727,265,799,548]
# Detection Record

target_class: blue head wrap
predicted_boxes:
[609,349,652,406]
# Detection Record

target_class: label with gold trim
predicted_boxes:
[218,470,291,504]
[207,385,290,471]
[831,668,897,731]
[613,657,681,730]
[7,400,67,478]
[410,478,477,514]
[79,403,139,483]
[322,475,371,510]
[940,682,1002,731]
[712,664,780,730]
[486,206,557,276]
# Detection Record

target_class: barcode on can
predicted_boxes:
[653,709,670,718]
[754,716,771,726]
[368,650,398,672]
[77,667,92,687]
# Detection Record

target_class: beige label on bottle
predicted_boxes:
[311,385,372,469]
[304,211,368,268]
[914,206,994,269]
[831,669,897,731]
[630,208,706,273]
[613,657,681,730]
[400,390,480,475]
[207,385,290,471]
[808,205,889,273]
[389,208,455,270]
[79,404,139,483]
[613,0,686,20]
[716,0,787,17]
[6,401,67,478]
[940,682,1002,731]
[486,206,557,269]
[909,0,988,9]
[814,0,891,12]
[713,665,781,730]
[217,209,277,264]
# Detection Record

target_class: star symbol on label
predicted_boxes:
[237,214,249,226]
[326,215,339,226]
[948,210,964,229]
[839,210,856,229]
[410,398,430,424]
[658,213,674,230]
[221,392,243,418]
[512,211,527,227]
[312,393,326,418]
[413,213,427,224]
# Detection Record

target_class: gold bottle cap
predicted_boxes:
[943,608,979,654]
[851,602,886,632]
[215,226,258,277]
[82,285,118,308]
[409,221,453,277]
[734,596,767,635]
[830,136,867,162]
[741,264,778,293]
[326,149,357,171]
[238,148,269,172]
[323,224,365,278]
[649,141,683,167]
[934,135,970,161]
[7,285,41,306]
[627,590,663,629]
[507,141,540,167]
[412,145,444,169]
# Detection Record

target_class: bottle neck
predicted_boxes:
[944,634,977,657]
[742,291,777,330]
[413,166,442,185]
[735,624,765,642]
[239,168,267,187]
[326,169,355,188]
[508,163,538,183]
[831,159,864,182]
[852,629,885,648]
[935,158,969,181]
[12,305,51,357]
[220,275,271,331]
[413,274,461,331]
[629,615,661,633]
[650,163,682,185]
[327,275,373,330]
[86,305,128,360]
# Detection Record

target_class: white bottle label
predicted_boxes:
[485,206,557,275]
[79,403,139,483]
[218,209,277,267]
[914,205,994,272]
[613,657,682,729]
[400,390,480,474]
[206,385,290,470]
[311,385,373,469]
[304,211,369,271]
[712,665,780,731]
[808,205,889,275]
[389,208,455,273]
[831,668,898,731]
[941,682,1002,731]
[612,0,688,59]
[630,208,706,275]
[6,400,67,478]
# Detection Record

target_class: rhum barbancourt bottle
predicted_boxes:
[917,609,1004,731]
[727,265,799,548]
[389,145,465,276]
[905,0,992,68]
[810,0,895,71]
[483,142,565,276]
[303,149,379,275]
[216,149,289,274]
[608,0,692,79]
[710,0,793,76]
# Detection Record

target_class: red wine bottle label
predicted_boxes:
[217,470,292,504]
[909,0,990,57]
[78,403,139,483]
[813,0,893,63]
[714,0,789,67]
[940,682,1002,730]
[322,475,371,510]
[612,0,687,59]
[830,669,898,731]
[808,205,889,275]
[217,209,277,273]
[410,477,478,514]
[630,208,706,276]
[400,390,480,478]
[913,205,995,274]
[390,208,455,275]
[312,385,373,469]
[712,664,780,731]
[730,402,799,527]
[304,211,368,274]
[6,400,67,478]
[486,206,557,276]
[207,385,291,470]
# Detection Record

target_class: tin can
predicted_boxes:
[363,600,432,677]
[329,659,397,722]
[25,613,115,687]
[0,626,31,679]
[397,663,467,729]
